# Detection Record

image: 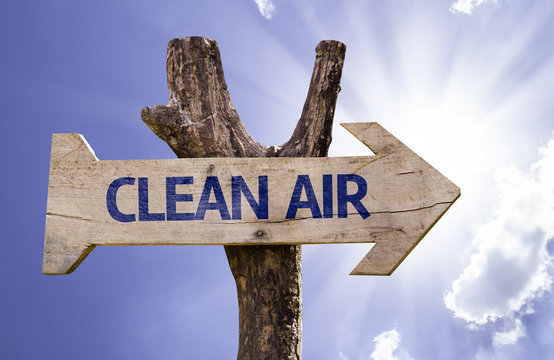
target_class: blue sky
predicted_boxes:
[1,0,553,359]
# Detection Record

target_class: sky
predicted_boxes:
[1,0,553,359]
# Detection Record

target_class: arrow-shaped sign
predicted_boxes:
[43,122,459,276]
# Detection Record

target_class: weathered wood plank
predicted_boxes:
[43,122,460,275]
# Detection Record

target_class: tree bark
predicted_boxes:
[141,36,345,360]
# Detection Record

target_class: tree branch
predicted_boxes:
[141,36,266,158]
[277,40,346,157]
[141,36,346,360]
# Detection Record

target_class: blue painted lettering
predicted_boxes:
[166,177,195,221]
[231,176,268,220]
[337,174,370,219]
[323,174,333,218]
[195,176,231,220]
[107,173,370,222]
[286,175,322,219]
[139,177,165,221]
[106,177,136,222]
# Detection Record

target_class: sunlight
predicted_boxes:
[330,0,554,193]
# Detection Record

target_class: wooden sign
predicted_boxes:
[43,122,459,276]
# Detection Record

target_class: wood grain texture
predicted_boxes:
[43,122,460,276]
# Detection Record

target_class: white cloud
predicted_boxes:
[338,327,414,360]
[449,0,496,15]
[370,329,400,360]
[493,318,525,347]
[338,352,349,360]
[253,0,276,19]
[444,132,554,346]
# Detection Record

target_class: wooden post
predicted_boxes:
[141,36,346,360]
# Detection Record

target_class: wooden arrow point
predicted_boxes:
[342,122,460,275]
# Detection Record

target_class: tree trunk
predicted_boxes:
[141,36,345,360]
